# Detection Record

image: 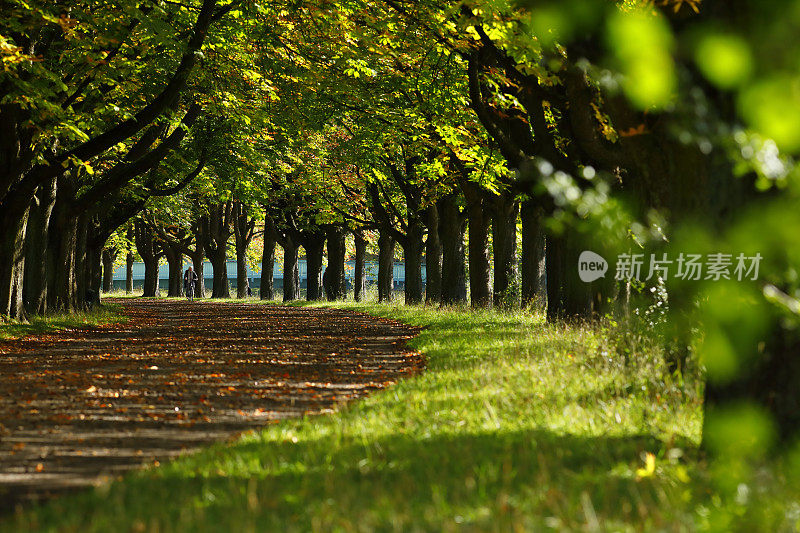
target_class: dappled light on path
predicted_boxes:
[0,299,422,509]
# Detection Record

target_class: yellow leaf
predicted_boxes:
[635,452,656,479]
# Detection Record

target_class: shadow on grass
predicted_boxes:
[8,426,694,531]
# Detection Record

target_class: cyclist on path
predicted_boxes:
[184,266,199,301]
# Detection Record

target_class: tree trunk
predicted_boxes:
[424,205,442,305]
[545,233,564,322]
[304,230,326,301]
[467,198,492,308]
[74,213,91,309]
[9,213,28,320]
[191,255,204,298]
[125,227,134,294]
[438,194,468,305]
[0,205,30,319]
[23,176,57,315]
[282,235,300,302]
[163,241,184,297]
[377,231,395,303]
[492,194,519,308]
[102,248,115,293]
[260,216,276,300]
[325,225,347,301]
[208,250,229,298]
[190,218,206,298]
[8,208,29,320]
[520,200,547,310]
[233,201,255,299]
[204,203,232,299]
[353,231,367,302]
[49,218,75,312]
[84,216,105,307]
[134,220,160,298]
[85,237,103,307]
[235,244,248,299]
[126,250,134,294]
[142,257,159,297]
[0,104,35,320]
[403,222,425,305]
[49,181,80,312]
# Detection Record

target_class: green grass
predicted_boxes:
[3,301,798,531]
[0,303,125,340]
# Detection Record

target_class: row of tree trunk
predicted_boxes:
[122,201,258,301]
[253,187,560,313]
[0,0,219,320]
[68,191,571,321]
[0,102,208,318]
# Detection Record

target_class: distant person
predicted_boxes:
[246,278,252,297]
[184,266,198,301]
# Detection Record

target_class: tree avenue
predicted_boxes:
[2,0,800,459]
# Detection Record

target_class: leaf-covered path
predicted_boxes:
[0,299,422,510]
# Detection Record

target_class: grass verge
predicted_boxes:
[2,300,796,531]
[0,303,125,341]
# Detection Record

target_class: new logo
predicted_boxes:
[578,250,608,282]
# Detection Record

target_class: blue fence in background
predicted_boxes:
[111,260,425,290]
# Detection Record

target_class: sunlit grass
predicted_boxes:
[4,300,798,531]
[0,303,125,341]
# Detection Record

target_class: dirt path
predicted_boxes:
[0,299,422,511]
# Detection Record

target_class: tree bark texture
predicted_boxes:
[423,205,442,305]
[134,219,160,298]
[204,202,232,299]
[438,193,468,306]
[260,215,277,301]
[325,225,347,301]
[303,230,325,302]
[282,235,300,302]
[353,231,367,302]
[377,231,395,303]
[491,194,519,308]
[520,200,546,310]
[233,201,255,299]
